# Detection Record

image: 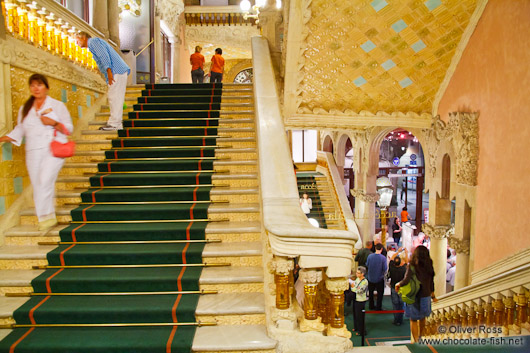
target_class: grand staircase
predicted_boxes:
[0,83,276,352]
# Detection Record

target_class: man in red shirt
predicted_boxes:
[210,48,225,83]
[190,46,205,83]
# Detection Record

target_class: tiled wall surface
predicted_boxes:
[0,66,101,215]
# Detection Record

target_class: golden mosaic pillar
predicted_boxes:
[324,277,351,338]
[299,269,325,333]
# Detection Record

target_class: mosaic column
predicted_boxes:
[325,277,351,338]
[299,269,325,332]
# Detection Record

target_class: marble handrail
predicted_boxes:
[252,36,356,278]
[433,262,530,310]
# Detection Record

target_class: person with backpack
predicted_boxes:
[395,245,436,343]
[351,266,368,336]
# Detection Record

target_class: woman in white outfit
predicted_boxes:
[300,193,312,214]
[0,74,73,231]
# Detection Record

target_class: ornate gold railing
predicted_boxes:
[184,5,256,26]
[1,0,98,70]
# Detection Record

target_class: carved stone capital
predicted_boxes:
[326,325,352,339]
[270,307,297,330]
[448,112,479,186]
[422,223,453,240]
[448,237,470,255]
[350,189,380,203]
[299,269,322,284]
[270,257,294,275]
[299,317,325,333]
[325,277,349,293]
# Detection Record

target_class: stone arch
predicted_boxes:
[322,134,334,154]
[335,133,351,167]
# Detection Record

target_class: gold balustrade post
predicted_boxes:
[514,289,527,334]
[503,295,515,335]
[26,1,37,43]
[44,13,54,52]
[298,269,325,332]
[269,257,297,330]
[271,257,293,310]
[492,295,505,336]
[16,0,27,39]
[324,277,351,338]
[316,280,329,325]
[36,7,45,47]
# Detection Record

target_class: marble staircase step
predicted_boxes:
[195,292,264,316]
[192,325,276,352]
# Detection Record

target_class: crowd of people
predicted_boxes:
[349,229,447,343]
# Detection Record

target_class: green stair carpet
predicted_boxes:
[297,173,329,229]
[0,83,224,353]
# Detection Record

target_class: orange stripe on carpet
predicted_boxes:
[59,244,76,266]
[114,150,118,159]
[197,160,202,171]
[70,223,85,242]
[45,268,64,293]
[91,188,103,203]
[195,172,200,185]
[29,295,51,324]
[9,327,34,353]
[82,204,96,222]
[189,203,196,220]
[186,221,193,241]
[126,129,130,138]
[107,162,112,172]
[192,186,199,201]
[120,139,124,148]
[428,345,438,353]
[200,148,204,158]
[99,173,109,187]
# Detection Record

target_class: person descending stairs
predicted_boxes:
[0,83,274,352]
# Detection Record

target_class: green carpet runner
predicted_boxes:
[0,82,224,353]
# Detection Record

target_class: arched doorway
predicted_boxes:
[376,129,428,249]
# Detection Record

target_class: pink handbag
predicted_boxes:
[50,125,75,158]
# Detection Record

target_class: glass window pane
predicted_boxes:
[303,130,317,162]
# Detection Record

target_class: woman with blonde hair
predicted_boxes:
[190,45,205,83]
[0,74,73,231]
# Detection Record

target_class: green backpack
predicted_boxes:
[398,265,421,304]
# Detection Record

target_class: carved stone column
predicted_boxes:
[325,277,351,338]
[153,15,163,82]
[298,269,325,332]
[269,256,297,329]
[258,6,282,85]
[107,0,120,46]
[351,188,379,242]
[448,236,470,290]
[92,0,109,37]
[422,223,451,296]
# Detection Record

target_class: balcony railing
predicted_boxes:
[0,0,105,70]
[184,5,257,26]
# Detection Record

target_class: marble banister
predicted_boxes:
[251,35,357,279]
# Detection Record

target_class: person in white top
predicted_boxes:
[0,74,73,231]
[300,193,312,214]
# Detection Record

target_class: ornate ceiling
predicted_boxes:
[285,0,481,118]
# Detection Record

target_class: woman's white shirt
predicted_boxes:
[300,198,312,214]
[7,96,73,151]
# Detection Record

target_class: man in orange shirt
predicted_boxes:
[190,46,205,83]
[210,48,225,83]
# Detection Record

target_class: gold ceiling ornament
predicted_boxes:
[118,0,141,18]
[293,0,478,115]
